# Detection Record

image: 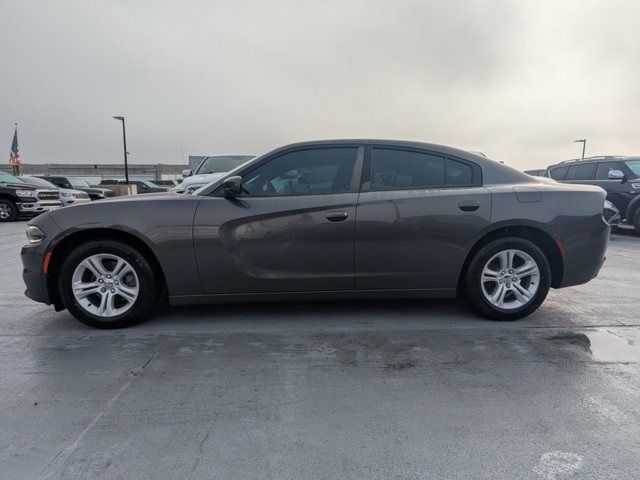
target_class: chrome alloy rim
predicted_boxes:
[71,254,139,317]
[0,203,11,219]
[480,249,540,310]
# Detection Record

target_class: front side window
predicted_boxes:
[241,148,357,196]
[566,163,596,181]
[595,162,624,180]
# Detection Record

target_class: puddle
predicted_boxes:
[547,329,640,362]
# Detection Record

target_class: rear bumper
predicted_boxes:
[557,214,610,288]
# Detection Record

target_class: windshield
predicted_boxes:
[142,180,160,188]
[19,176,57,189]
[69,178,91,187]
[196,155,254,174]
[0,173,24,184]
[625,160,640,177]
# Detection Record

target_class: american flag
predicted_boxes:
[9,124,20,166]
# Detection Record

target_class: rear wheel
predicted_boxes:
[0,200,17,222]
[58,240,160,328]
[464,237,551,321]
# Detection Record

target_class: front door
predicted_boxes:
[355,146,491,290]
[194,146,363,294]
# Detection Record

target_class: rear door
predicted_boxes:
[354,146,491,291]
[194,145,363,294]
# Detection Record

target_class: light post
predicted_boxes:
[113,116,130,183]
[574,139,586,161]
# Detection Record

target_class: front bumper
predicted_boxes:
[16,201,62,215]
[21,243,51,304]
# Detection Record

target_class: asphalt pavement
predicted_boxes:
[1,220,638,479]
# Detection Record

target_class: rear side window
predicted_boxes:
[371,149,444,190]
[566,163,596,181]
[369,148,479,191]
[446,158,473,185]
[549,166,569,180]
[595,162,624,180]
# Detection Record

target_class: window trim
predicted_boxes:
[209,144,365,198]
[360,144,482,192]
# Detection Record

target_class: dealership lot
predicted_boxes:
[1,220,639,479]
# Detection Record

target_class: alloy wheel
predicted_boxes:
[480,249,540,310]
[71,254,139,317]
[0,203,11,220]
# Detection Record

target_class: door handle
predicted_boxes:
[458,201,480,212]
[326,211,349,222]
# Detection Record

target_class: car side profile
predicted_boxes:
[546,156,640,233]
[21,140,609,328]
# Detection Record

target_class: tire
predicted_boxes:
[58,240,161,328]
[0,199,18,222]
[463,237,551,321]
[634,210,640,236]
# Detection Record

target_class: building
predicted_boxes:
[0,163,187,184]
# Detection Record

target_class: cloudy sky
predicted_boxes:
[1,0,639,169]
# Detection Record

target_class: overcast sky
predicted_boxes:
[1,0,639,169]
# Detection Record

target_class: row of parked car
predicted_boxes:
[525,155,640,234]
[0,173,181,222]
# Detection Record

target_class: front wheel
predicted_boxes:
[463,237,551,321]
[58,240,161,328]
[0,200,18,222]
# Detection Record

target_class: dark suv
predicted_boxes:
[38,176,115,200]
[546,156,640,233]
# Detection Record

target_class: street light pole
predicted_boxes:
[113,116,130,183]
[574,139,586,161]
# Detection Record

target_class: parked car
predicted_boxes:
[603,199,621,228]
[174,154,255,193]
[37,176,115,200]
[546,156,640,234]
[22,139,609,328]
[153,179,179,187]
[524,169,547,177]
[0,172,62,221]
[99,179,169,194]
[18,176,91,206]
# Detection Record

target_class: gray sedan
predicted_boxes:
[21,140,609,328]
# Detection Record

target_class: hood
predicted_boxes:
[1,182,35,190]
[175,172,226,191]
[59,188,86,195]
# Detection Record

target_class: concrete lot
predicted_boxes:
[1,220,639,479]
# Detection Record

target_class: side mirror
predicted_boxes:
[181,169,193,177]
[608,169,626,181]
[222,176,243,198]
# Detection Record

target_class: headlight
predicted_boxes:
[61,192,74,198]
[604,200,613,209]
[26,225,46,244]
[631,183,640,190]
[16,190,37,198]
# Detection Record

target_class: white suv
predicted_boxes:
[174,154,254,194]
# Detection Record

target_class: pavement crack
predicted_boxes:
[37,346,162,479]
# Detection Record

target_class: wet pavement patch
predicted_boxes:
[546,329,640,363]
